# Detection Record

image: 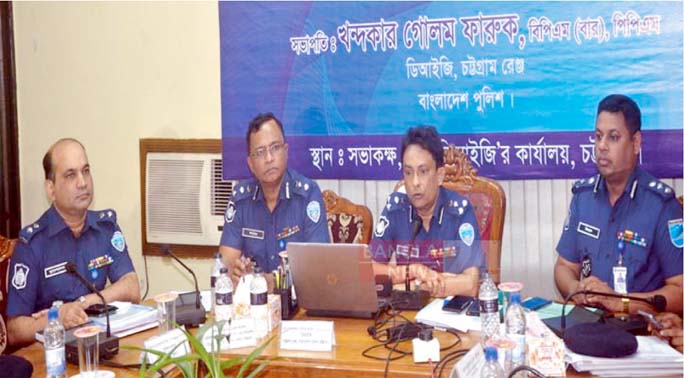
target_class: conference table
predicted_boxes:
[11,307,670,378]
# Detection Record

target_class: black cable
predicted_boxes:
[141,254,150,301]
[508,365,547,378]
[433,349,469,378]
[383,321,407,378]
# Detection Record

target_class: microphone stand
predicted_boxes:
[64,262,120,362]
[161,244,201,309]
[160,244,207,326]
[391,218,430,310]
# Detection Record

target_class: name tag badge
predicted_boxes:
[613,266,628,294]
[577,222,600,239]
[242,228,265,240]
[44,262,68,279]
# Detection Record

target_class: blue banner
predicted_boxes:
[220,1,683,180]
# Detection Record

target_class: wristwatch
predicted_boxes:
[621,298,630,315]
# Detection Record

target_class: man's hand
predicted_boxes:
[59,301,89,329]
[229,257,253,284]
[577,276,621,312]
[652,313,683,353]
[409,264,445,297]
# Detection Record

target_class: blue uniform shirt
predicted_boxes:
[370,187,485,274]
[7,206,136,317]
[556,167,683,293]
[220,169,331,272]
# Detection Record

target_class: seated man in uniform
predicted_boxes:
[7,138,140,345]
[220,113,330,288]
[370,126,484,297]
[554,94,683,314]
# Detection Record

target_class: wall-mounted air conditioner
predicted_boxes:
[145,152,234,246]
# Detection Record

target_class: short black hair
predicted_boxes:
[43,138,86,181]
[400,126,444,168]
[246,113,284,152]
[597,94,641,135]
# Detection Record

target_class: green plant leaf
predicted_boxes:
[236,336,274,378]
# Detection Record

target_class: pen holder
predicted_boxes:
[276,287,298,320]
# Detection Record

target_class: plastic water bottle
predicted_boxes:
[480,346,503,378]
[214,267,233,322]
[44,304,66,378]
[479,271,500,344]
[210,252,224,312]
[505,292,526,370]
[250,264,269,338]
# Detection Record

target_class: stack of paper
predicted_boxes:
[90,301,159,337]
[415,298,482,332]
[566,336,683,377]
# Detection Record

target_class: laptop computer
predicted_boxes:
[287,242,381,318]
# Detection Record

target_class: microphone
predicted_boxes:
[65,263,112,337]
[554,290,667,358]
[160,244,207,326]
[405,217,423,292]
[64,262,119,362]
[391,216,429,310]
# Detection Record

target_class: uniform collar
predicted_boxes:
[253,169,293,202]
[596,166,641,200]
[409,187,447,226]
[47,205,95,237]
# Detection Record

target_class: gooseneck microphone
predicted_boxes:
[65,262,111,337]
[557,290,667,358]
[160,244,207,326]
[64,262,119,362]
[391,216,430,310]
[160,244,201,309]
[405,217,423,292]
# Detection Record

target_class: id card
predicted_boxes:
[613,266,627,294]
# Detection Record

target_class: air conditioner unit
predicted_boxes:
[145,152,234,246]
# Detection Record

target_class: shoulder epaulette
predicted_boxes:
[232,180,257,202]
[644,179,676,201]
[94,209,117,224]
[19,218,47,244]
[571,174,599,194]
[444,196,471,216]
[290,175,318,198]
[384,192,409,213]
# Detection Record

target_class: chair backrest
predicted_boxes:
[394,144,506,284]
[322,190,374,245]
[0,236,17,353]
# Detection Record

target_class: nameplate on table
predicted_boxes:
[279,320,336,352]
[453,344,485,378]
[227,317,257,349]
[142,327,190,364]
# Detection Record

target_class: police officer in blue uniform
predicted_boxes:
[555,95,683,315]
[370,126,484,297]
[6,138,140,346]
[219,113,330,287]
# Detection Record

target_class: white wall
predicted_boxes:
[12,3,683,300]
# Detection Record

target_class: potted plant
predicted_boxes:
[125,321,273,378]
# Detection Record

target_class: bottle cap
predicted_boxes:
[484,346,498,361]
[509,292,521,304]
[48,307,59,321]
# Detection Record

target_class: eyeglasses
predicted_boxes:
[250,142,285,160]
